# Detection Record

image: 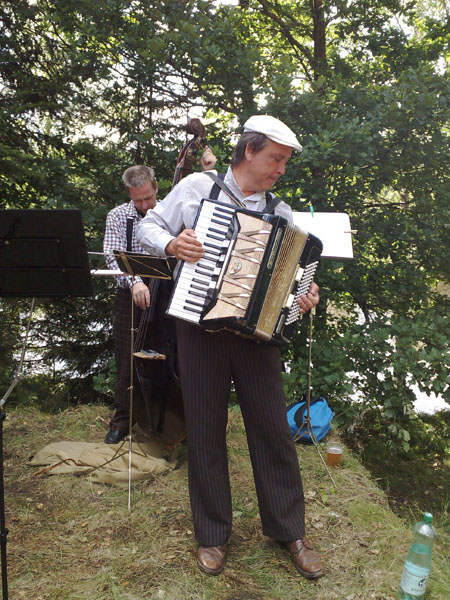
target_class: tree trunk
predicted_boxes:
[312,0,327,80]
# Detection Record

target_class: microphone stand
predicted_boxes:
[293,307,336,487]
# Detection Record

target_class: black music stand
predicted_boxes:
[109,251,177,511]
[0,209,93,297]
[113,250,176,281]
[0,209,93,599]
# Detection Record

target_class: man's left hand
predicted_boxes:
[132,281,151,310]
[297,281,320,315]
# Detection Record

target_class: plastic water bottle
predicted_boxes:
[398,512,437,599]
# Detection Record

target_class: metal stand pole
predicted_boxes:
[0,410,8,600]
[127,288,136,512]
[0,297,36,599]
[293,308,336,487]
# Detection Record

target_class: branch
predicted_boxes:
[256,0,313,82]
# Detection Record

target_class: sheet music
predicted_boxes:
[292,212,354,260]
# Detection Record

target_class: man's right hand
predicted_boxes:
[132,281,150,309]
[200,146,217,171]
[165,229,204,262]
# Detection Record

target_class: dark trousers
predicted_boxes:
[176,320,306,546]
[110,287,142,431]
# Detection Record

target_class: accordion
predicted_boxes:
[166,199,323,347]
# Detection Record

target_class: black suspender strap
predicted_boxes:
[205,172,281,214]
[208,172,225,201]
[126,216,134,252]
[263,192,281,214]
[204,171,245,208]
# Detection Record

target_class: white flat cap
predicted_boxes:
[243,115,302,151]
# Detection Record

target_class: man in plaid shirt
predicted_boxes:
[104,152,216,444]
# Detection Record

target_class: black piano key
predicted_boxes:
[209,227,228,236]
[183,304,203,315]
[211,217,231,226]
[192,277,209,287]
[185,298,206,308]
[195,269,214,278]
[196,263,214,272]
[202,253,218,263]
[188,289,207,299]
[204,242,222,253]
[214,206,234,216]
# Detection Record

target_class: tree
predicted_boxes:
[1,0,448,450]
[237,1,449,448]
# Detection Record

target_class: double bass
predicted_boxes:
[132,119,207,445]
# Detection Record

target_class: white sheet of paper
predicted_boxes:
[90,269,124,277]
[293,212,354,260]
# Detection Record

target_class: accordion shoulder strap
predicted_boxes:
[263,192,281,214]
[205,171,281,214]
[204,171,245,208]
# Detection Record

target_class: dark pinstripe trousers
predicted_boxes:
[176,320,306,546]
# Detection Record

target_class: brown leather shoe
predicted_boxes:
[285,538,324,579]
[196,544,227,575]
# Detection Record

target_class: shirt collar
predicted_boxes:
[127,199,158,219]
[225,166,266,204]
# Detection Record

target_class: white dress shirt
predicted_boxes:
[136,166,293,256]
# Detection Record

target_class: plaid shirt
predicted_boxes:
[103,200,152,289]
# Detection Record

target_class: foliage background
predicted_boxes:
[1,0,449,455]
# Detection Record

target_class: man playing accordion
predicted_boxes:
[136,115,322,579]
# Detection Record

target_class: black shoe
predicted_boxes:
[104,429,128,444]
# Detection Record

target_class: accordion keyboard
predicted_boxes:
[167,201,235,322]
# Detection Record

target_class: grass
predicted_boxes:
[3,401,450,599]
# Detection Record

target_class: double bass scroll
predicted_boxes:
[172,118,206,187]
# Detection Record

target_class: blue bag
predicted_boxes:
[287,396,334,443]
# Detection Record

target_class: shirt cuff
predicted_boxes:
[154,230,176,256]
[121,275,143,289]
[130,276,144,287]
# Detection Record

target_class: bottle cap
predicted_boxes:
[423,512,433,523]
